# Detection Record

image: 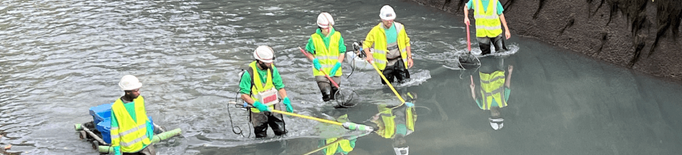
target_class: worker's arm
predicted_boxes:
[505,65,513,88]
[239,71,255,105]
[110,109,122,155]
[363,29,375,62]
[500,14,511,39]
[464,4,469,25]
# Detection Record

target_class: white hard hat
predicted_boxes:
[380,5,396,20]
[119,75,142,91]
[317,12,334,28]
[393,146,409,155]
[253,45,275,63]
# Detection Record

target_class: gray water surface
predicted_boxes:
[2,0,682,154]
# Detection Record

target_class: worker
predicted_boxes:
[239,45,294,138]
[464,0,511,55]
[110,75,156,155]
[363,5,414,85]
[304,12,347,102]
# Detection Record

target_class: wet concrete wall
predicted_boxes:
[412,0,682,82]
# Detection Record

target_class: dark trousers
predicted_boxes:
[316,76,341,102]
[381,59,410,85]
[250,103,287,138]
[477,34,507,55]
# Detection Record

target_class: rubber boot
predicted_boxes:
[330,87,338,101]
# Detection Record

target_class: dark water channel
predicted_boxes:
[1,0,682,154]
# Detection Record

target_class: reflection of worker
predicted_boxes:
[304,12,347,102]
[239,45,294,138]
[111,75,155,155]
[464,0,511,55]
[469,57,512,130]
[363,5,413,85]
[368,102,417,155]
[318,114,357,155]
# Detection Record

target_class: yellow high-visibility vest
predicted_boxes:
[479,70,507,110]
[111,96,151,153]
[324,137,354,155]
[473,0,503,37]
[363,22,411,70]
[311,32,343,76]
[247,61,277,113]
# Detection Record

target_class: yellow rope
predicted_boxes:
[270,109,343,126]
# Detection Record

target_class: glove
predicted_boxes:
[312,58,322,70]
[405,102,414,107]
[329,62,342,76]
[283,97,294,113]
[253,101,270,112]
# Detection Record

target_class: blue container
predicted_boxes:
[97,118,112,143]
[89,103,155,144]
[89,103,113,126]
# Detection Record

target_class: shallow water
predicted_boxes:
[2,0,682,154]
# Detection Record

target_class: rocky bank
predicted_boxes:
[411,0,682,82]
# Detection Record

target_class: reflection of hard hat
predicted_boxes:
[253,45,275,63]
[490,118,504,130]
[119,75,142,91]
[380,5,396,20]
[317,12,334,28]
[393,146,409,155]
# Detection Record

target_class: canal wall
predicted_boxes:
[411,0,682,82]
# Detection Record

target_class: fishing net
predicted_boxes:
[332,88,360,108]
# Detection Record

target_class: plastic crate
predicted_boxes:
[89,103,113,126]
[97,118,112,143]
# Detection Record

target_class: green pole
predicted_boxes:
[98,128,182,153]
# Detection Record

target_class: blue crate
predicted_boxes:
[97,118,112,143]
[89,103,113,126]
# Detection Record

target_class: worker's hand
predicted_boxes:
[407,58,414,68]
[253,101,270,112]
[464,17,470,26]
[505,31,511,39]
[508,65,513,73]
[405,102,414,107]
[329,62,342,76]
[365,53,373,63]
[282,97,294,113]
[312,58,322,70]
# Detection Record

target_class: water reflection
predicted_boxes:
[366,100,417,155]
[468,56,513,130]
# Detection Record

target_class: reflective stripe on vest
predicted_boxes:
[479,70,507,110]
[324,138,354,155]
[406,106,416,131]
[364,22,410,70]
[111,96,151,152]
[473,0,503,38]
[311,32,343,76]
[248,61,276,113]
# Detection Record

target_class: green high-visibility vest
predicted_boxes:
[311,32,343,76]
[247,61,276,113]
[363,22,411,70]
[473,0,503,37]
